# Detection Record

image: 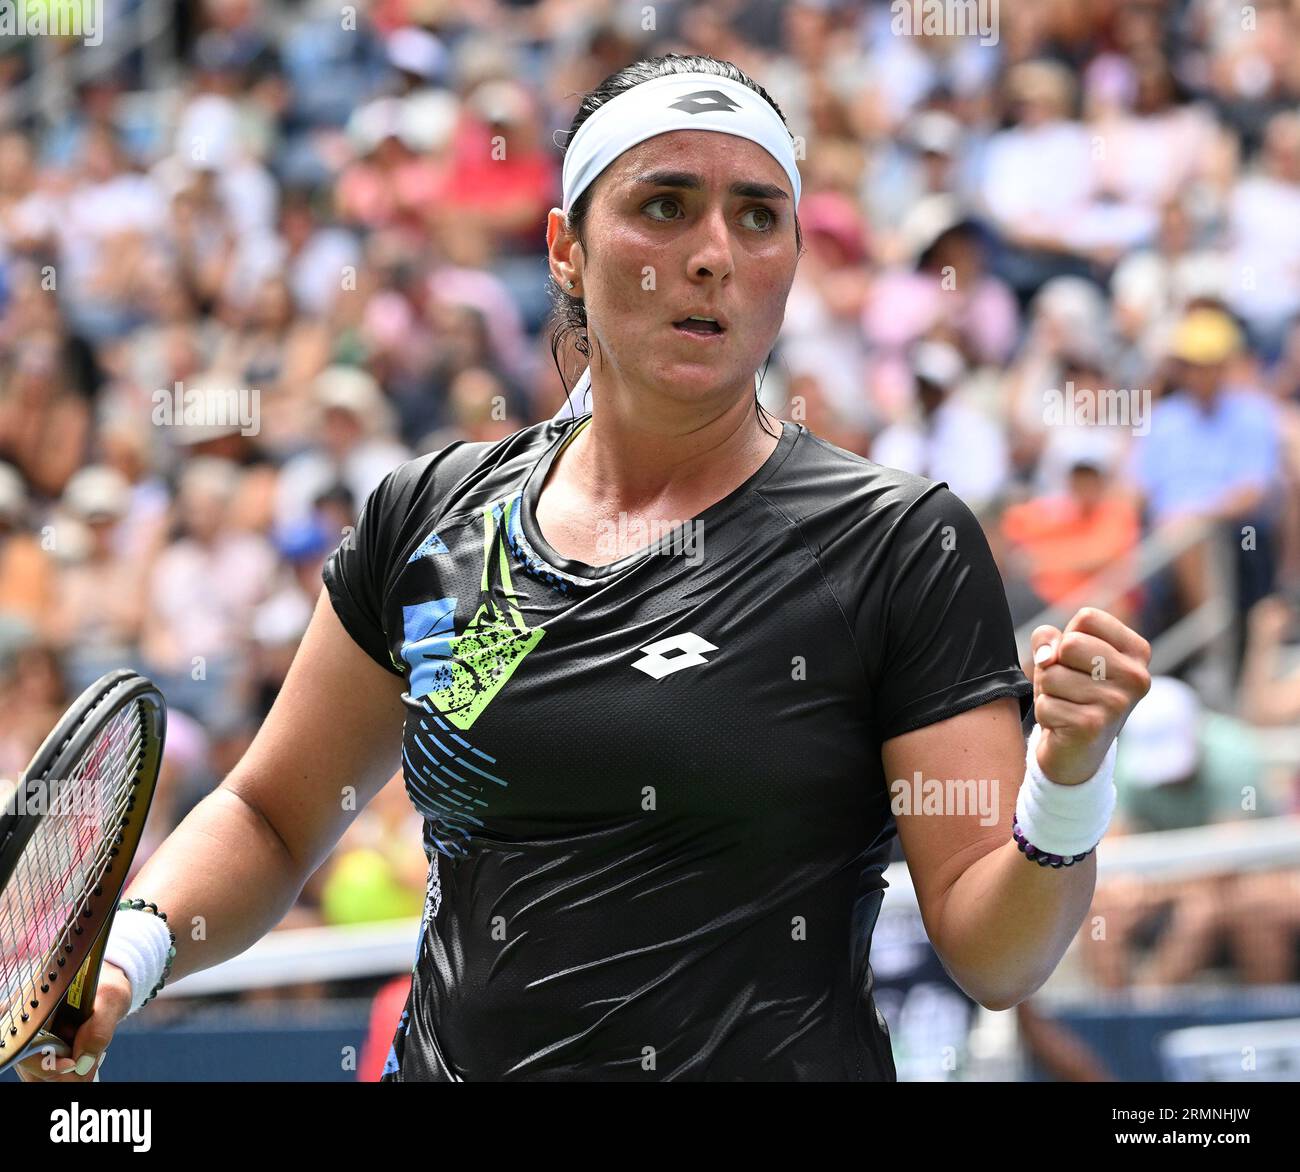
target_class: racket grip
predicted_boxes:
[50,910,115,1048]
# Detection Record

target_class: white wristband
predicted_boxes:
[1015,723,1118,857]
[103,908,173,1016]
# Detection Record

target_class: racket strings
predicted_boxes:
[0,729,140,1036]
[0,702,145,1043]
[0,725,141,1037]
[11,711,142,967]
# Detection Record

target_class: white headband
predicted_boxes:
[554,71,798,419]
[560,70,802,216]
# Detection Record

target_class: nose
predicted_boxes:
[685,203,735,284]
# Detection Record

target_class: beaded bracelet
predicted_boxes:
[117,898,177,1004]
[1011,815,1095,868]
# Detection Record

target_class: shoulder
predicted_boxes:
[762,425,978,554]
[369,417,571,520]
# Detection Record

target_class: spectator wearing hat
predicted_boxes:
[1131,307,1283,649]
[142,457,278,739]
[336,96,446,237]
[1114,676,1271,832]
[867,109,972,252]
[433,79,561,331]
[46,465,148,694]
[1027,346,1135,499]
[274,365,411,531]
[870,339,1009,512]
[1005,276,1115,469]
[246,515,335,724]
[98,412,173,564]
[865,196,1018,419]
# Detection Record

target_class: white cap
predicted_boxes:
[63,465,131,522]
[908,110,962,156]
[386,27,448,81]
[468,80,532,126]
[1118,676,1201,787]
[898,193,966,261]
[910,339,966,389]
[1056,426,1121,475]
[314,366,382,416]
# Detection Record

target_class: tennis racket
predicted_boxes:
[0,669,166,1077]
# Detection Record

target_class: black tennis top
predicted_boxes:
[321,412,1032,1081]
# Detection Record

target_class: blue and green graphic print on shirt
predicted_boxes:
[398,496,542,860]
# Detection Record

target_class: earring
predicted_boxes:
[566,279,576,290]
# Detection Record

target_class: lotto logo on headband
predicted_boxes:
[669,90,742,116]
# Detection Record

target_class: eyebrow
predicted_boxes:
[627,169,790,201]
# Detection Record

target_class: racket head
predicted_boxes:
[0,669,166,1073]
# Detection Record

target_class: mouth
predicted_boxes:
[671,314,727,338]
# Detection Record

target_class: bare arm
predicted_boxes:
[19,587,409,1081]
[885,608,1151,1012]
[885,698,1097,1012]
[124,586,408,983]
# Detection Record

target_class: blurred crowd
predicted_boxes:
[0,0,1299,1004]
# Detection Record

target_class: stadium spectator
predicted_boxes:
[1084,676,1277,988]
[1130,307,1283,650]
[1239,593,1300,735]
[0,332,91,501]
[979,60,1096,295]
[1001,438,1142,626]
[141,456,277,736]
[0,461,50,626]
[1225,110,1300,362]
[871,338,1009,512]
[46,465,146,694]
[274,365,411,531]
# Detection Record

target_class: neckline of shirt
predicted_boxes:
[516,412,800,583]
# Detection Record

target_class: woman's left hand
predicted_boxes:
[1030,607,1152,786]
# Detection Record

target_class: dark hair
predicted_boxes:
[549,54,803,436]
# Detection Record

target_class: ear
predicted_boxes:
[546,207,583,291]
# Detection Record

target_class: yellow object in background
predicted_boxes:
[321,848,425,925]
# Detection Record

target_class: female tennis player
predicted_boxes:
[18,54,1150,1083]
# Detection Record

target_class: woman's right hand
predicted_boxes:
[13,962,132,1082]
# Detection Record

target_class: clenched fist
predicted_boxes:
[1030,607,1152,786]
